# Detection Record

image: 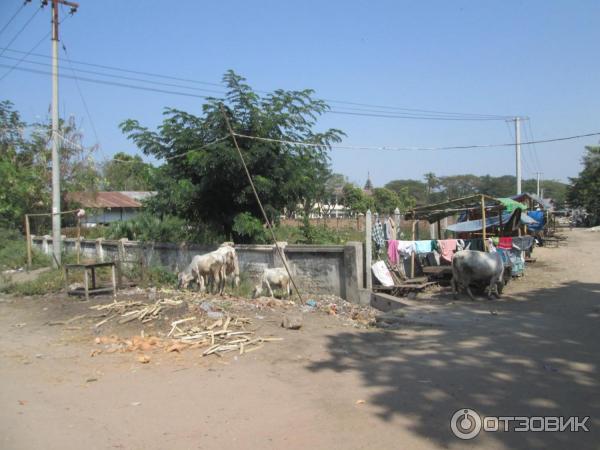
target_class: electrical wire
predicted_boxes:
[0,47,514,120]
[0,53,227,94]
[0,13,72,82]
[0,3,41,59]
[0,0,29,39]
[231,131,600,152]
[61,41,101,146]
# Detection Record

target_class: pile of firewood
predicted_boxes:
[171,316,282,356]
[90,298,183,327]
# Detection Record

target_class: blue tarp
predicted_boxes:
[526,210,545,231]
[448,208,537,233]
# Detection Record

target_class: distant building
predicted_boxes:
[363,173,374,196]
[66,191,155,225]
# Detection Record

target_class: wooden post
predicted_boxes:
[437,220,442,240]
[83,268,90,301]
[25,214,32,269]
[111,263,117,298]
[365,209,372,290]
[498,209,503,237]
[481,195,488,251]
[76,217,81,263]
[410,220,417,278]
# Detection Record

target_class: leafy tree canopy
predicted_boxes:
[120,70,344,236]
[568,146,600,225]
[102,152,156,191]
[0,100,99,230]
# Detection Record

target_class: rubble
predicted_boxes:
[281,312,303,330]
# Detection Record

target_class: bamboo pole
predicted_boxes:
[410,220,417,278]
[481,195,488,251]
[25,214,32,269]
[76,217,81,264]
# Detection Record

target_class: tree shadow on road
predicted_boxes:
[307,282,600,449]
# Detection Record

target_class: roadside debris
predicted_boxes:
[281,312,303,330]
[90,298,183,327]
[92,314,282,359]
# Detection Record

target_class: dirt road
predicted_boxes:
[1,229,599,449]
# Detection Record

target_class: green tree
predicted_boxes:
[341,183,372,214]
[372,187,401,214]
[102,152,155,191]
[568,146,600,225]
[0,100,100,229]
[385,179,427,205]
[120,71,344,237]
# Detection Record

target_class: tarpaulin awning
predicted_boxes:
[498,197,527,212]
[405,194,503,223]
[447,208,536,233]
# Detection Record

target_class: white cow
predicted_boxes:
[252,267,291,298]
[178,251,226,294]
[451,250,505,300]
[216,243,240,289]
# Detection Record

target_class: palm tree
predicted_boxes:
[423,172,439,202]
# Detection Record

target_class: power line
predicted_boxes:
[0,3,42,60]
[231,130,600,152]
[0,0,29,39]
[0,14,71,82]
[0,46,515,120]
[0,53,227,94]
[61,40,100,146]
[328,109,508,121]
[0,61,513,121]
[0,62,215,99]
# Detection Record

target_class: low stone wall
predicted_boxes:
[32,236,364,302]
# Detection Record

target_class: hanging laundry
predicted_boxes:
[414,240,433,254]
[397,240,416,260]
[372,220,386,254]
[384,217,397,240]
[498,237,513,250]
[512,236,535,252]
[438,239,458,263]
[387,240,399,265]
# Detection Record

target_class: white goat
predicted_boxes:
[252,267,291,298]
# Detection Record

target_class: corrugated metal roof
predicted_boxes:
[66,191,152,208]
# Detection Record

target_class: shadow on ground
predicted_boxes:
[308,282,600,449]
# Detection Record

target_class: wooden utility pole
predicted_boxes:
[48,0,78,267]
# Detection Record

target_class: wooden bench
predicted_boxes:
[64,262,117,301]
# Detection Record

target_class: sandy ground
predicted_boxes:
[1,228,599,450]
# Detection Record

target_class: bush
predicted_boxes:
[1,268,64,295]
[232,212,268,244]
[0,228,51,270]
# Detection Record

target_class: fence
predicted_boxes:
[31,236,366,304]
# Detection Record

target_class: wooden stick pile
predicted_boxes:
[171,316,282,357]
[90,298,183,327]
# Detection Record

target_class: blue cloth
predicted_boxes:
[414,240,432,254]
[527,211,545,231]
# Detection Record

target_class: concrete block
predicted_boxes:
[370,292,409,312]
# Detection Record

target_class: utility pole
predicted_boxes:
[48,0,78,266]
[514,117,522,195]
[535,172,543,197]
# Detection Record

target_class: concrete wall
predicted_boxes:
[32,236,365,302]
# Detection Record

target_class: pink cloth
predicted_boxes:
[388,239,399,265]
[498,237,513,250]
[438,239,458,263]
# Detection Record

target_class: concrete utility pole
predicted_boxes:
[514,117,522,195]
[536,172,543,197]
[49,0,78,266]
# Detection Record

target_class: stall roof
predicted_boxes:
[498,197,528,212]
[446,209,537,233]
[404,194,504,223]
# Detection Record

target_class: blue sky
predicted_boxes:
[1,0,599,187]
